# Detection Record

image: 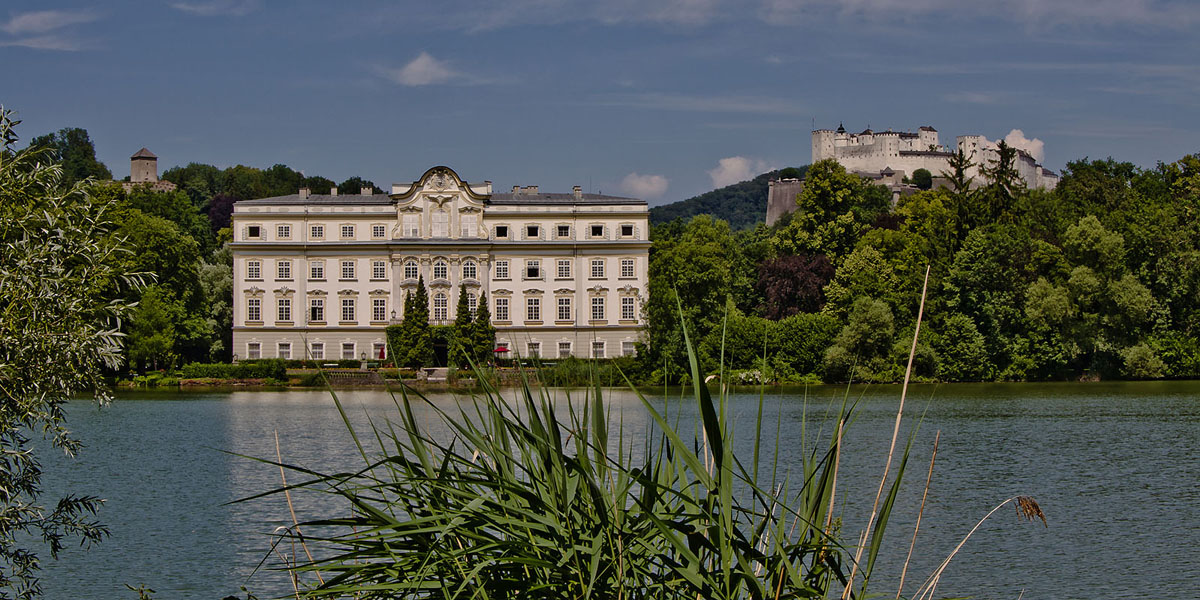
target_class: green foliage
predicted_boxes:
[824,297,897,382]
[911,168,933,190]
[388,278,435,368]
[179,360,287,380]
[930,313,991,381]
[1119,344,1165,379]
[649,167,805,230]
[28,126,111,185]
[1,108,138,598]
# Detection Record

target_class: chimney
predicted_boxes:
[361,186,372,196]
[299,187,310,199]
[572,185,582,200]
[525,185,539,195]
[330,187,338,196]
[512,185,520,194]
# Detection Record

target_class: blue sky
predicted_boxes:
[3,1,1197,204]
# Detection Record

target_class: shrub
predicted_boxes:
[180,360,286,380]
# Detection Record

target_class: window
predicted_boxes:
[341,298,355,322]
[621,224,635,237]
[592,341,606,359]
[310,298,324,322]
[277,342,291,359]
[277,298,291,322]
[433,259,448,280]
[246,298,261,322]
[403,213,419,237]
[526,225,539,239]
[372,260,387,280]
[277,224,291,239]
[277,260,292,280]
[433,293,448,322]
[557,297,572,321]
[247,342,261,359]
[495,297,509,321]
[622,341,636,356]
[495,225,509,239]
[310,260,325,280]
[247,225,261,239]
[557,225,570,238]
[556,259,571,279]
[310,224,324,239]
[590,224,604,238]
[590,259,605,279]
[461,213,477,238]
[247,260,261,280]
[372,224,386,238]
[341,260,355,280]
[527,342,540,358]
[342,342,356,360]
[432,210,448,237]
[525,259,541,279]
[467,293,478,315]
[591,296,605,321]
[620,258,635,278]
[310,342,324,360]
[372,342,386,359]
[373,298,387,322]
[621,296,636,320]
[495,260,509,279]
[526,297,541,322]
[340,224,355,239]
[558,341,572,358]
[462,259,477,280]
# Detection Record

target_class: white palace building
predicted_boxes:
[231,166,649,363]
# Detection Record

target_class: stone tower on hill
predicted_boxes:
[122,148,177,192]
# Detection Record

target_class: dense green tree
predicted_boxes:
[979,140,1025,223]
[127,285,186,371]
[911,168,933,190]
[451,286,474,365]
[391,278,434,368]
[940,148,975,195]
[120,186,216,257]
[1,108,138,598]
[28,126,111,186]
[470,292,497,365]
[823,297,897,382]
[338,176,381,195]
[930,313,991,380]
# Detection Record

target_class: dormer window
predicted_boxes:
[557,225,570,238]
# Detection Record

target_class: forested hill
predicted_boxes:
[649,166,808,230]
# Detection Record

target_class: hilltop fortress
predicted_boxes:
[765,124,1060,225]
[811,124,1059,190]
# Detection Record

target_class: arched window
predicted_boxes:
[433,259,448,280]
[433,293,448,322]
[431,210,449,238]
[403,259,418,280]
[462,258,477,280]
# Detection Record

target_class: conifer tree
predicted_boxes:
[451,286,474,366]
[471,291,496,365]
[407,276,433,367]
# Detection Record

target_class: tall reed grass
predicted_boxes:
[247,276,1044,599]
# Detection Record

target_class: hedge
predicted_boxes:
[181,360,287,380]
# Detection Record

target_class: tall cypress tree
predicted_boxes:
[408,276,433,367]
[451,286,474,366]
[471,291,496,365]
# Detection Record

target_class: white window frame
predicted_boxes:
[277,342,291,360]
[432,210,449,238]
[277,224,291,239]
[622,341,636,357]
[433,293,448,322]
[247,342,261,359]
[277,259,292,280]
[403,213,420,238]
[592,341,606,359]
[525,259,541,280]
[620,258,635,279]
[557,297,572,321]
[467,293,478,315]
[461,213,477,238]
[310,260,325,280]
[372,298,387,322]
[372,342,386,360]
[310,342,324,360]
[621,296,636,321]
[556,224,571,239]
[557,259,571,279]
[372,260,387,280]
[591,296,605,321]
[403,259,418,280]
[558,341,572,358]
[495,297,509,321]
[246,298,261,322]
[340,224,355,239]
[310,224,324,239]
[372,224,386,239]
[526,297,541,322]
[590,259,605,279]
[247,260,262,280]
[495,260,509,279]
[341,298,355,322]
[527,341,540,358]
[277,298,291,322]
[310,298,324,323]
[341,260,356,280]
[341,342,356,360]
[462,259,477,280]
[433,259,448,280]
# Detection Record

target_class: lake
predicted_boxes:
[38,381,1200,599]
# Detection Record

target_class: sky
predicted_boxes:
[3,0,1198,205]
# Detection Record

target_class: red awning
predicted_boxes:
[493,347,510,353]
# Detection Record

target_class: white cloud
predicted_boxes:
[170,0,261,17]
[0,35,86,51]
[708,156,772,188]
[377,52,460,87]
[1003,129,1045,162]
[621,173,670,199]
[1,10,97,35]
[759,0,1200,28]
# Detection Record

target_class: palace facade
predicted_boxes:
[230,166,649,363]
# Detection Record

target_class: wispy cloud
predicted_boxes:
[621,172,670,199]
[361,0,724,33]
[376,52,471,87]
[170,0,261,17]
[760,0,1200,29]
[708,156,773,187]
[598,92,806,115]
[0,9,99,51]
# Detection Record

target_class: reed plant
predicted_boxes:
[249,277,1043,599]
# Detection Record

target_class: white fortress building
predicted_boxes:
[230,166,649,363]
[811,124,1059,190]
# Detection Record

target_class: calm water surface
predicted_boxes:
[39,382,1200,599]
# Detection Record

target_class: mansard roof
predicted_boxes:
[235,191,645,206]
[490,192,644,206]
[237,193,392,206]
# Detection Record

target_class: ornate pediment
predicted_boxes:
[618,284,640,295]
[307,289,328,296]
[492,288,512,296]
[523,288,544,295]
[554,288,574,295]
[368,289,389,296]
[588,284,609,294]
[245,286,264,296]
[338,289,359,296]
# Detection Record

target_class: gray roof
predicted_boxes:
[237,191,645,207]
[131,147,157,159]
[490,192,644,206]
[237,193,393,206]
